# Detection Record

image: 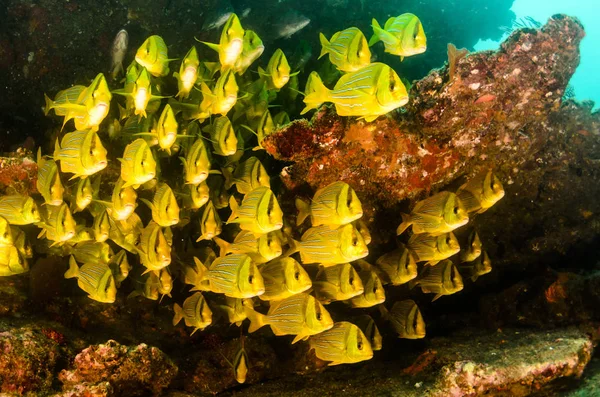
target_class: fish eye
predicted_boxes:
[294,271,300,280]
[316,312,322,321]
[248,275,254,284]
[352,236,358,246]
[349,276,355,284]
[357,340,363,350]
[373,285,378,293]
[453,206,459,214]
[446,237,451,244]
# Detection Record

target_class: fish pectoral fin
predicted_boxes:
[291,332,308,345]
[432,293,443,302]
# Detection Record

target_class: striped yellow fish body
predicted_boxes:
[54,129,107,179]
[210,296,251,326]
[64,256,117,303]
[407,232,460,266]
[72,177,94,213]
[309,321,373,366]
[381,300,426,339]
[259,49,293,90]
[0,196,40,225]
[181,137,213,185]
[258,257,312,301]
[182,181,209,210]
[141,183,180,227]
[292,223,368,266]
[460,250,492,282]
[369,14,427,58]
[122,61,139,115]
[10,227,31,261]
[115,212,143,247]
[457,169,505,214]
[119,138,157,188]
[352,315,382,351]
[0,217,13,247]
[70,241,112,265]
[135,35,171,77]
[352,219,371,245]
[201,254,265,298]
[301,63,408,122]
[319,27,371,72]
[36,149,64,206]
[0,245,28,276]
[460,230,482,263]
[226,157,270,195]
[246,292,334,344]
[75,73,112,131]
[205,116,238,156]
[296,181,363,227]
[93,209,110,243]
[211,69,240,115]
[304,71,321,97]
[70,225,94,244]
[273,110,290,128]
[314,263,364,304]
[396,191,469,236]
[411,259,464,301]
[208,174,231,209]
[214,230,282,264]
[374,243,418,285]
[131,270,160,300]
[227,186,283,236]
[201,13,244,69]
[108,249,131,286]
[44,85,86,118]
[38,203,76,245]
[246,109,276,151]
[234,30,264,75]
[173,292,213,335]
[349,269,385,308]
[174,46,200,99]
[108,178,137,221]
[196,200,222,241]
[137,221,171,272]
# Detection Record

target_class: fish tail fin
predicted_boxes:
[118,103,128,120]
[283,238,300,258]
[432,294,442,302]
[257,66,268,80]
[173,303,184,326]
[53,138,61,159]
[408,278,418,290]
[213,236,230,257]
[378,304,390,320]
[396,213,411,235]
[227,196,239,223]
[200,40,220,53]
[295,197,310,226]
[44,94,54,116]
[139,198,155,213]
[64,256,79,279]
[193,256,208,281]
[318,33,330,59]
[36,147,42,164]
[301,74,329,115]
[222,166,234,189]
[368,18,382,46]
[245,305,267,333]
[471,275,479,282]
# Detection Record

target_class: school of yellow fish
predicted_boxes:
[0,10,506,381]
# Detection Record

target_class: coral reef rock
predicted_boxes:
[59,339,177,397]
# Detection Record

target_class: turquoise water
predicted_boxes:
[475,0,598,109]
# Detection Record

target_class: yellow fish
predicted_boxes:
[208,174,231,209]
[135,35,171,77]
[396,191,469,236]
[0,245,28,276]
[196,200,222,241]
[223,157,270,195]
[70,177,94,213]
[374,243,418,285]
[309,321,373,366]
[0,196,40,225]
[301,63,408,122]
[199,68,239,115]
[273,110,290,128]
[64,255,117,303]
[93,209,110,243]
[200,13,245,70]
[258,257,312,301]
[296,181,363,227]
[54,129,108,179]
[108,249,131,286]
[319,27,371,72]
[226,336,250,384]
[227,186,283,236]
[409,259,464,301]
[460,251,492,282]
[203,116,238,157]
[313,263,364,304]
[174,46,200,99]
[288,223,368,266]
[234,30,264,75]
[456,169,505,214]
[137,221,171,273]
[352,315,382,351]
[0,217,13,247]
[380,300,426,339]
[348,268,385,308]
[240,109,276,151]
[193,254,265,298]
[407,232,460,266]
[258,49,295,90]
[69,241,112,265]
[460,230,482,263]
[36,148,64,206]
[135,104,180,155]
[106,178,138,221]
[245,292,334,344]
[119,138,157,189]
[181,137,216,185]
[181,181,209,210]
[353,219,371,245]
[369,14,427,59]
[140,183,180,227]
[214,230,282,264]
[114,67,164,118]
[38,203,76,246]
[210,296,251,326]
[173,292,212,335]
[13,227,32,260]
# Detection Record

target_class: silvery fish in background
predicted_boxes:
[111,29,129,80]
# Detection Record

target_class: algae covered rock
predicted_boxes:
[59,339,177,396]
